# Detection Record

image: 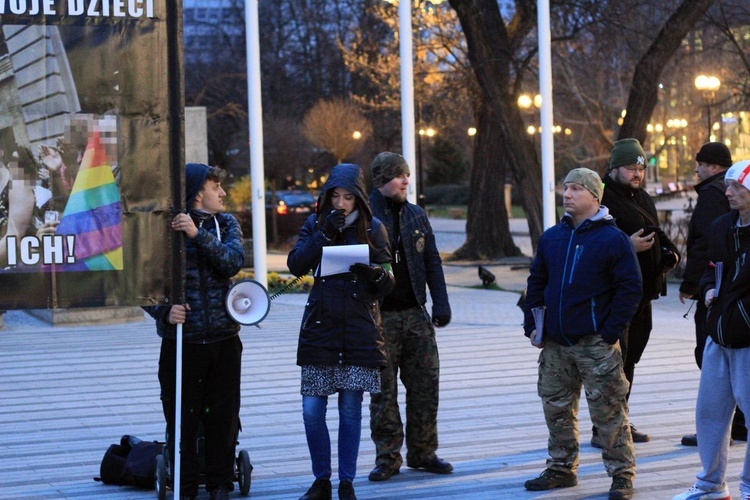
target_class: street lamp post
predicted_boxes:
[694,74,721,141]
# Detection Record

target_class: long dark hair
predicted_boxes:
[316,190,372,246]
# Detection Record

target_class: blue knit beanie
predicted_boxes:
[186,163,209,207]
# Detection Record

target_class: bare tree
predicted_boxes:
[302,98,373,163]
[449,0,718,252]
[619,0,717,142]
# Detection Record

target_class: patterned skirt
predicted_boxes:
[300,364,381,396]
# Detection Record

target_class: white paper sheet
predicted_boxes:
[320,244,369,276]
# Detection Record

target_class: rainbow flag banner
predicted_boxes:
[54,132,123,271]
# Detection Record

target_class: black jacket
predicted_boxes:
[601,172,679,301]
[369,189,450,321]
[143,212,245,342]
[680,171,729,297]
[701,211,750,348]
[288,164,394,368]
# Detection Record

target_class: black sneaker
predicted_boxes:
[681,433,697,446]
[609,476,634,500]
[338,480,356,500]
[524,469,577,491]
[299,478,332,500]
[406,456,453,474]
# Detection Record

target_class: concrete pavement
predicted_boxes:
[2,190,722,500]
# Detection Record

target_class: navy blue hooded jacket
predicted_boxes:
[524,207,642,345]
[288,163,394,368]
[144,163,245,342]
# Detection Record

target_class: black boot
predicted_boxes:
[299,478,332,500]
[338,480,356,500]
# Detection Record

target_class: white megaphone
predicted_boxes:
[225,279,271,326]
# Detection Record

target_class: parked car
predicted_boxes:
[235,190,318,244]
[268,190,317,217]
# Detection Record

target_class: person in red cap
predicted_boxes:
[673,159,750,500]
[679,142,745,448]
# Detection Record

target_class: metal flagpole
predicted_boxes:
[399,0,417,205]
[173,323,183,498]
[538,0,556,229]
[246,0,267,289]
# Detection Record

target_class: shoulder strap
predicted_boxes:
[628,197,659,227]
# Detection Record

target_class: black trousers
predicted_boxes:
[620,301,652,402]
[158,335,242,496]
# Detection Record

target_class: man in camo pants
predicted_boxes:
[523,168,642,500]
[367,152,453,482]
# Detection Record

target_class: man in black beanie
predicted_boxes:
[367,152,453,481]
[597,138,681,447]
[679,142,746,447]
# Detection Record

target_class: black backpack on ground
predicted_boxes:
[95,435,164,489]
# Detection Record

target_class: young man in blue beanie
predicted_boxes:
[144,163,245,500]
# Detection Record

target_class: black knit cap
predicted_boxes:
[696,142,732,168]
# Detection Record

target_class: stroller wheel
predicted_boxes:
[237,450,252,496]
[155,453,167,500]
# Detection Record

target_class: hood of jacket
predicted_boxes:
[561,206,614,230]
[317,163,372,221]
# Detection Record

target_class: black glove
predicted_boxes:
[321,209,346,239]
[432,315,451,327]
[349,263,384,282]
[661,247,679,270]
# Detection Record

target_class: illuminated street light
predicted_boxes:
[518,93,541,110]
[352,130,362,140]
[467,127,477,137]
[695,74,721,141]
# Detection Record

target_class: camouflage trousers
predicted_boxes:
[369,307,440,467]
[538,335,635,479]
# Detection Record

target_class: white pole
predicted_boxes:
[172,323,183,498]
[246,0,268,289]
[538,0,556,229]
[399,0,417,205]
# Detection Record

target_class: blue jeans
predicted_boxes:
[302,390,364,481]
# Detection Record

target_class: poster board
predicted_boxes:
[0,1,184,309]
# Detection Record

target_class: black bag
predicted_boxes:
[95,435,164,489]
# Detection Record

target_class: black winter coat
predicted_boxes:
[288,164,394,368]
[143,212,245,342]
[701,211,750,348]
[601,172,679,301]
[680,171,729,297]
[369,189,450,320]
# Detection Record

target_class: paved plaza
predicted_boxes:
[4,197,746,500]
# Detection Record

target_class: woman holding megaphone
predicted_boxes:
[288,163,394,500]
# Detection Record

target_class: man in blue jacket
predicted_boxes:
[523,168,642,500]
[144,163,245,500]
[367,152,453,482]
